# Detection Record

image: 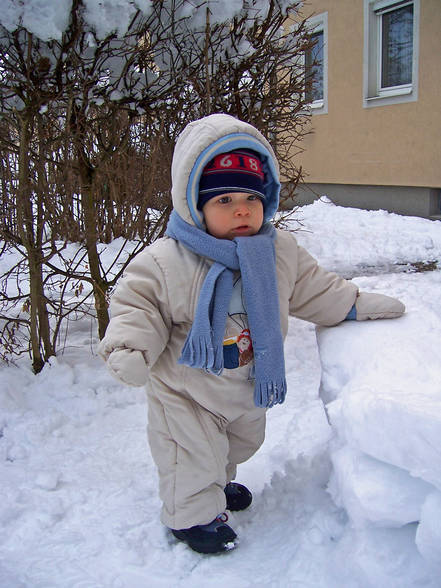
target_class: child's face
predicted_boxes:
[202,192,264,240]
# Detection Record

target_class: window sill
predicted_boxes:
[367,84,413,101]
[305,99,327,115]
[364,83,417,107]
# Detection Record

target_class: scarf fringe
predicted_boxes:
[178,331,224,375]
[254,378,287,408]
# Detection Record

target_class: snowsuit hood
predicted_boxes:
[171,114,281,230]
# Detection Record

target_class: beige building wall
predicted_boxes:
[297,0,441,189]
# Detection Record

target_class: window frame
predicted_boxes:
[363,0,419,108]
[305,12,328,115]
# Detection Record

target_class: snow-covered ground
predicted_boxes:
[1,198,441,587]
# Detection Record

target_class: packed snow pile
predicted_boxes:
[317,270,441,572]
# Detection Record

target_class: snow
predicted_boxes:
[1,198,441,586]
[82,0,151,39]
[0,0,291,43]
[294,197,441,276]
[0,0,154,40]
[0,0,245,41]
[0,0,71,41]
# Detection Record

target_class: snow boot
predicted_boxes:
[171,513,237,554]
[224,482,252,511]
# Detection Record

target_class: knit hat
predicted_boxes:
[197,149,265,210]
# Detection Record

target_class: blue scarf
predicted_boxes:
[166,210,286,408]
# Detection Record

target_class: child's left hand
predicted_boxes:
[354,292,405,321]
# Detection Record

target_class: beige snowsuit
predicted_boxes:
[99,115,360,530]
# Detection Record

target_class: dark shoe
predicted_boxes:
[224,482,252,511]
[171,513,237,554]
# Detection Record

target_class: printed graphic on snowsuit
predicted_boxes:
[223,277,254,369]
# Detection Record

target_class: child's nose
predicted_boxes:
[234,202,250,216]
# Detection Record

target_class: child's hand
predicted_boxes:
[107,348,149,386]
[355,292,405,321]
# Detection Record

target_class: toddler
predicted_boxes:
[99,114,404,554]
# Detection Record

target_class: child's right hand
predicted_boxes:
[107,348,149,387]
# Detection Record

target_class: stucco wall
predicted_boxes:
[296,0,441,188]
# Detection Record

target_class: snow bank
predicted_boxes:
[294,197,441,276]
[317,270,441,573]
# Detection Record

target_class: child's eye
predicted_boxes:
[248,194,258,201]
[218,196,231,204]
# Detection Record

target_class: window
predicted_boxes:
[305,30,324,103]
[305,13,328,114]
[381,3,413,88]
[364,0,419,107]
